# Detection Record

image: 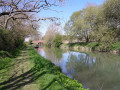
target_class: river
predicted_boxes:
[37,47,120,90]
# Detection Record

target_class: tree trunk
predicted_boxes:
[85,36,89,43]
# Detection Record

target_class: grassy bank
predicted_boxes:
[110,42,120,50]
[0,46,87,90]
[28,46,87,90]
[61,42,120,53]
[67,42,99,50]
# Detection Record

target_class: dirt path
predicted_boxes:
[0,48,39,90]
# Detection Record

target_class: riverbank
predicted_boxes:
[60,42,120,55]
[0,46,87,90]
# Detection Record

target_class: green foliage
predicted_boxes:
[8,45,26,58]
[68,42,88,47]
[64,0,120,51]
[103,0,120,23]
[67,42,99,50]
[110,42,120,50]
[66,41,120,52]
[93,26,116,51]
[0,51,7,58]
[64,6,99,43]
[0,28,14,50]
[0,28,25,51]
[53,34,62,47]
[0,44,26,58]
[0,58,12,70]
[29,46,87,90]
[87,42,99,48]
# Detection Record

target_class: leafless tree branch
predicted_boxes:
[0,0,64,28]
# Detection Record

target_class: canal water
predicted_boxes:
[37,47,120,90]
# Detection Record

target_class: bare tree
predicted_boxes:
[0,0,65,28]
[44,23,61,46]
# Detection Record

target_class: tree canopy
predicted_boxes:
[64,0,120,51]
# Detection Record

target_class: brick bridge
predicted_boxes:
[32,40,44,44]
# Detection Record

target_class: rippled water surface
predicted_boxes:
[38,47,120,90]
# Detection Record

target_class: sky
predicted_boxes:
[38,0,105,36]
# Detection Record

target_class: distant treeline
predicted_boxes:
[64,0,120,51]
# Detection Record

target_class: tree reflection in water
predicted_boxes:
[38,47,120,90]
[66,52,120,90]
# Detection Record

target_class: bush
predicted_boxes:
[53,34,62,47]
[0,28,25,51]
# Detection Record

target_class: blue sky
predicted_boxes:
[38,0,105,35]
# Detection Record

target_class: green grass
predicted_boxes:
[0,58,13,70]
[8,45,27,58]
[0,58,14,86]
[0,51,7,58]
[66,42,120,51]
[110,42,120,50]
[67,42,99,49]
[86,42,99,50]
[0,45,27,89]
[67,42,88,47]
[0,45,26,58]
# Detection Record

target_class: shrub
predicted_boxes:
[0,28,25,51]
[53,34,62,47]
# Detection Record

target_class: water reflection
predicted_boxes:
[38,47,120,90]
